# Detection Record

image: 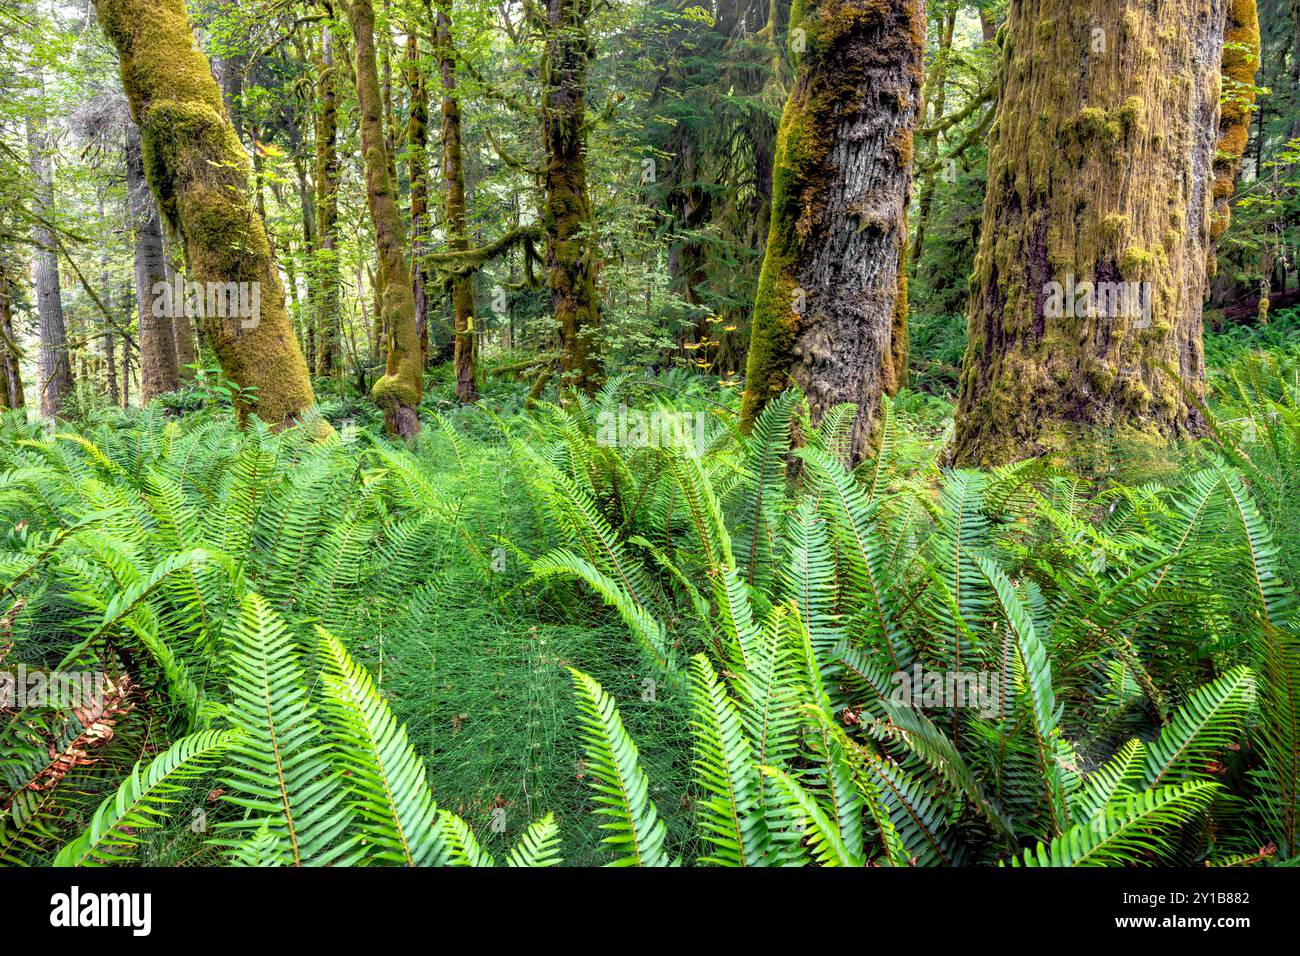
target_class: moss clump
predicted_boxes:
[1101,213,1130,240]
[1121,245,1155,277]
[1117,96,1146,134]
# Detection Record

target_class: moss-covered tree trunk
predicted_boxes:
[26,92,72,420]
[405,28,431,367]
[953,0,1247,465]
[93,0,316,426]
[436,0,477,403]
[347,0,422,437]
[126,121,180,401]
[1209,0,1259,258]
[738,0,923,464]
[541,0,601,392]
[315,23,342,379]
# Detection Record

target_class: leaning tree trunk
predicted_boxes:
[541,0,601,392]
[93,0,316,427]
[436,0,477,403]
[738,0,923,464]
[26,99,72,421]
[126,121,180,401]
[348,0,423,437]
[953,0,1241,465]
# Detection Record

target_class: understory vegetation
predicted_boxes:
[2,342,1298,867]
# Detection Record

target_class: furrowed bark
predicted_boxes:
[953,0,1231,465]
[93,0,316,426]
[739,0,924,464]
[348,0,423,437]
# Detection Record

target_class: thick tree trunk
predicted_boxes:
[406,28,431,367]
[436,0,477,403]
[953,0,1233,465]
[126,121,179,401]
[739,0,923,464]
[93,0,316,426]
[347,0,422,437]
[315,23,342,379]
[25,97,72,420]
[541,0,601,392]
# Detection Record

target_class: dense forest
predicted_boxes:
[0,0,1297,874]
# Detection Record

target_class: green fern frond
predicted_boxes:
[568,668,670,867]
[53,730,233,866]
[1006,780,1219,866]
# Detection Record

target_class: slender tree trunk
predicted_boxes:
[126,121,180,401]
[0,267,22,410]
[25,87,72,420]
[910,0,956,269]
[953,0,1239,465]
[315,23,342,379]
[541,0,601,392]
[436,0,477,403]
[406,26,431,367]
[93,0,316,426]
[738,0,923,464]
[121,331,131,407]
[347,0,423,437]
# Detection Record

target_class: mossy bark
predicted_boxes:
[348,0,423,437]
[93,0,316,426]
[314,22,342,379]
[405,28,431,367]
[1209,0,1259,255]
[953,0,1231,465]
[126,121,180,401]
[739,0,924,464]
[435,0,477,403]
[541,0,602,392]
